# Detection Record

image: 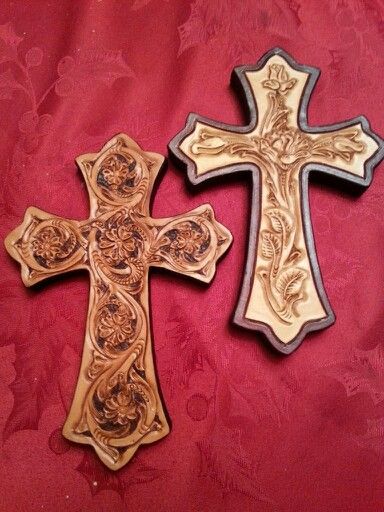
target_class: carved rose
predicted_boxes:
[262,63,297,94]
[261,131,311,167]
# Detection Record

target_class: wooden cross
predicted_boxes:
[5,134,231,470]
[170,48,384,354]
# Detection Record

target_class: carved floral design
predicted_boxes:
[164,221,210,263]
[98,224,141,264]
[190,63,366,324]
[32,226,67,261]
[30,222,79,269]
[97,297,136,351]
[5,134,231,469]
[97,153,140,197]
[102,374,140,426]
[262,63,297,93]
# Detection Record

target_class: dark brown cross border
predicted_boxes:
[169,48,384,354]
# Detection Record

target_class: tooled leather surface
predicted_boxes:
[0,1,384,511]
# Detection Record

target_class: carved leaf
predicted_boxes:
[261,230,281,260]
[265,208,293,235]
[191,134,228,155]
[276,268,307,300]
[312,130,365,162]
[287,246,302,264]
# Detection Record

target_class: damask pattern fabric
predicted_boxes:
[0,1,383,511]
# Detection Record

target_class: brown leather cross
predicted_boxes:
[170,48,384,354]
[5,134,231,469]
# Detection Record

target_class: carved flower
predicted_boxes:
[171,224,206,255]
[97,153,137,190]
[262,64,297,94]
[98,225,137,263]
[98,302,134,348]
[261,131,311,167]
[103,384,138,426]
[31,226,64,262]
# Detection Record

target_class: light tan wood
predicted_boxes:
[177,54,379,347]
[4,134,232,470]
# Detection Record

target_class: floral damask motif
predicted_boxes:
[0,22,134,156]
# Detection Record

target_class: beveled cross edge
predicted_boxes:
[169,47,384,355]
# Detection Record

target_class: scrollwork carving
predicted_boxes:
[5,134,232,468]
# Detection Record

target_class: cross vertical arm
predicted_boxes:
[76,133,164,219]
[62,269,170,470]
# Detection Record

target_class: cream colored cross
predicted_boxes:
[5,134,231,469]
[170,48,383,353]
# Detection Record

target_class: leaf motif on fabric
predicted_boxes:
[197,380,275,505]
[275,268,307,300]
[0,22,23,64]
[163,304,205,395]
[3,329,61,439]
[56,49,135,95]
[177,0,300,57]
[76,452,165,496]
[131,0,168,10]
[355,418,384,457]
[326,346,384,406]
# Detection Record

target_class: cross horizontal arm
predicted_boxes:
[4,207,87,286]
[307,122,379,180]
[178,121,257,179]
[148,204,232,283]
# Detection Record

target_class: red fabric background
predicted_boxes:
[0,1,384,511]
